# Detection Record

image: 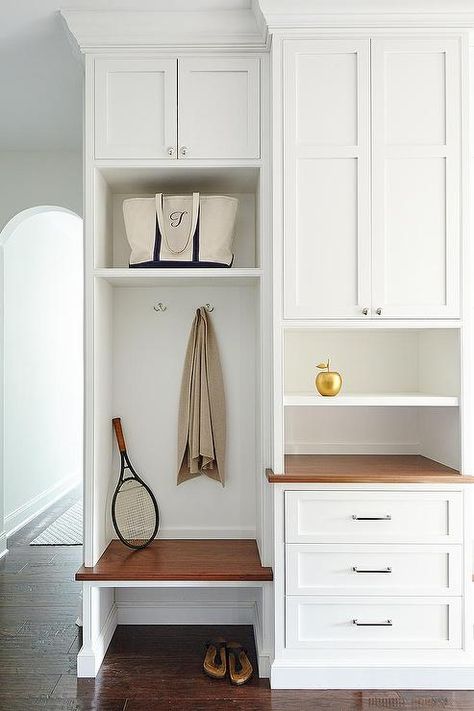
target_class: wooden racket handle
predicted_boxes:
[112,418,126,453]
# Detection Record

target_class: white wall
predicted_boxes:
[1,208,83,536]
[0,151,82,230]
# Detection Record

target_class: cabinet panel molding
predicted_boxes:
[95,58,178,159]
[371,38,461,318]
[283,39,371,319]
[286,596,462,650]
[178,56,260,159]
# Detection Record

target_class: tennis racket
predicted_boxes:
[111,418,159,550]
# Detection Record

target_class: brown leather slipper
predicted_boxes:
[227,642,253,685]
[203,637,227,679]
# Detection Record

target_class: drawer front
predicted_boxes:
[286,544,462,596]
[286,596,462,649]
[285,491,463,543]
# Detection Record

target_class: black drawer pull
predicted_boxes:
[352,515,392,521]
[352,619,393,627]
[352,566,392,574]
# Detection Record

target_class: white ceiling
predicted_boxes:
[0,0,250,151]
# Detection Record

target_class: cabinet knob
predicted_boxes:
[362,307,368,316]
[167,146,175,157]
[376,307,382,316]
[180,146,188,157]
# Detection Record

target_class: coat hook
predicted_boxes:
[204,303,214,312]
[153,302,167,312]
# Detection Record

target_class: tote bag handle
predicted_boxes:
[155,192,199,256]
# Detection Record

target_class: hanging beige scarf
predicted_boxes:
[177,307,226,486]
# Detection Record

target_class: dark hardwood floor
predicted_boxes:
[2,491,474,710]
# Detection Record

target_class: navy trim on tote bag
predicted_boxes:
[129,200,232,269]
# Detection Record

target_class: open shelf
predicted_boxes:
[94,164,261,193]
[283,328,461,466]
[94,267,262,287]
[76,539,273,582]
[284,393,459,407]
[266,455,472,484]
[94,165,262,269]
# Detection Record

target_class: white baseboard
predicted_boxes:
[108,527,257,540]
[5,474,80,537]
[117,600,256,625]
[285,442,420,455]
[271,663,474,690]
[253,600,271,678]
[77,603,117,678]
[0,531,7,559]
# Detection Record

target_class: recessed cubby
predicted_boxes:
[93,165,262,269]
[283,328,461,468]
[93,279,260,557]
[285,328,460,399]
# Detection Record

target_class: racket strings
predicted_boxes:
[114,479,157,545]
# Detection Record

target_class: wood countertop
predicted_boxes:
[266,455,474,484]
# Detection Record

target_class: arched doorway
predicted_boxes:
[0,206,83,555]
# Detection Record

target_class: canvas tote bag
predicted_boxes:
[123,192,238,267]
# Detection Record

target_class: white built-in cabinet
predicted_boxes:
[283,37,461,319]
[95,56,260,159]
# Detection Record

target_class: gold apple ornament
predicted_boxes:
[315,359,342,397]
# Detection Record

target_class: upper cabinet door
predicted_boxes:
[178,57,260,159]
[95,59,178,159]
[371,39,461,319]
[283,40,371,319]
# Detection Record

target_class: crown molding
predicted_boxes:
[60,9,269,52]
[257,0,474,30]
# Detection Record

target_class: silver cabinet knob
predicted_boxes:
[179,146,188,157]
[376,307,382,316]
[362,307,369,316]
[167,146,175,157]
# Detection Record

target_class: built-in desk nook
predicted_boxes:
[267,455,474,484]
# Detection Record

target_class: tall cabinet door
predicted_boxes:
[371,38,461,318]
[94,59,178,159]
[178,57,260,159]
[283,40,371,319]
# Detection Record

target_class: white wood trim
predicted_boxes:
[4,474,81,538]
[77,594,117,678]
[270,661,474,690]
[80,580,268,589]
[61,10,268,52]
[284,393,459,407]
[94,268,262,287]
[282,319,462,329]
[128,526,257,539]
[284,442,421,455]
[0,532,7,560]
[116,600,255,625]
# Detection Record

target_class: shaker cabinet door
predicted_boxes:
[371,38,461,318]
[178,57,260,159]
[94,59,178,159]
[283,39,371,319]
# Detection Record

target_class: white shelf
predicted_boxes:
[282,319,462,330]
[284,393,459,407]
[94,267,262,287]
